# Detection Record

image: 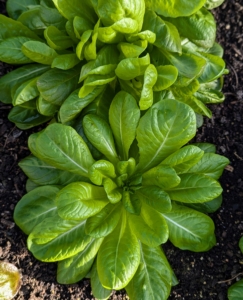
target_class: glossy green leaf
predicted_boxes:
[0,261,21,300]
[103,178,122,204]
[0,14,42,41]
[12,77,39,106]
[143,165,180,189]
[30,123,95,177]
[117,158,136,177]
[118,41,147,58]
[19,155,88,186]
[89,160,116,186]
[187,153,229,179]
[97,0,145,31]
[115,54,150,80]
[198,52,226,83]
[165,8,216,49]
[161,145,204,173]
[8,105,51,129]
[52,0,97,23]
[26,179,39,192]
[80,45,119,80]
[154,65,178,91]
[28,216,92,261]
[57,238,104,284]
[59,86,105,124]
[37,66,79,105]
[91,261,112,300]
[37,95,59,116]
[22,40,58,65]
[0,36,33,64]
[83,114,119,164]
[166,173,222,203]
[56,182,109,220]
[97,25,123,44]
[191,143,216,153]
[183,195,222,214]
[0,64,49,104]
[163,203,216,252]
[14,186,60,235]
[145,0,207,17]
[129,203,168,246]
[44,25,73,50]
[228,279,243,300]
[51,54,80,70]
[139,64,157,110]
[74,116,103,160]
[6,0,39,19]
[204,0,225,9]
[136,99,196,173]
[39,0,67,30]
[73,16,94,38]
[84,19,100,61]
[81,85,114,123]
[151,48,206,86]
[126,244,172,300]
[133,186,171,213]
[122,190,141,215]
[17,7,46,33]
[126,30,156,44]
[143,10,181,53]
[97,211,140,289]
[85,202,122,238]
[195,88,225,104]
[109,91,140,160]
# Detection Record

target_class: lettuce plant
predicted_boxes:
[227,237,243,300]
[0,0,227,129]
[14,95,229,299]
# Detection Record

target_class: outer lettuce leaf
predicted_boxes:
[136,99,196,172]
[27,215,92,261]
[0,64,49,104]
[163,203,216,252]
[228,280,243,300]
[166,173,222,203]
[29,123,95,177]
[125,244,172,300]
[164,8,216,49]
[6,0,40,20]
[37,66,80,106]
[14,186,60,235]
[90,261,112,300]
[160,145,204,173]
[19,155,89,186]
[97,211,140,289]
[142,10,181,53]
[57,238,104,284]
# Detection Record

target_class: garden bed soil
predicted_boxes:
[0,0,243,299]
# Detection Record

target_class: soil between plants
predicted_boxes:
[0,0,243,299]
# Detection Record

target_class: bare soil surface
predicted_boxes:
[0,0,243,299]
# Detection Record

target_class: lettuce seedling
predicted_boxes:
[0,0,227,129]
[14,95,229,299]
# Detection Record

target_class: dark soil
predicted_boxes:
[0,0,243,299]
